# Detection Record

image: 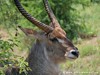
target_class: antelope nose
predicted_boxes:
[70,50,79,57]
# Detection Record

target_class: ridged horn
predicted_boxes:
[14,0,53,33]
[43,0,60,28]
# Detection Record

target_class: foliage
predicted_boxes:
[91,0,100,3]
[0,0,93,40]
[0,39,30,74]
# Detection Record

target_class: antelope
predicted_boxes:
[6,0,79,75]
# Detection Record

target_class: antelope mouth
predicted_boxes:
[65,50,79,60]
[65,54,78,60]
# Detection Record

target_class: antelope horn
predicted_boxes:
[14,0,53,33]
[43,0,60,28]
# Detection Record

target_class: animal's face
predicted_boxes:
[45,27,79,63]
[18,26,79,63]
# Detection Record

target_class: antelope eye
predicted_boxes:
[50,38,58,42]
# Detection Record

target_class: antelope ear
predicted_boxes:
[18,26,41,38]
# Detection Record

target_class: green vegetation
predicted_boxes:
[0,0,100,75]
[0,0,94,40]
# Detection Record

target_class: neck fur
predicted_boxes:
[27,40,61,75]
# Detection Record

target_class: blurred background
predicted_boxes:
[0,0,100,75]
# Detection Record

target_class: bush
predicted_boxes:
[0,39,30,74]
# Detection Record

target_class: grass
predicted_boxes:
[79,44,96,57]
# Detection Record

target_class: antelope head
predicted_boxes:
[14,0,79,63]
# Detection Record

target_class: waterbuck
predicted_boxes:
[6,0,79,75]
